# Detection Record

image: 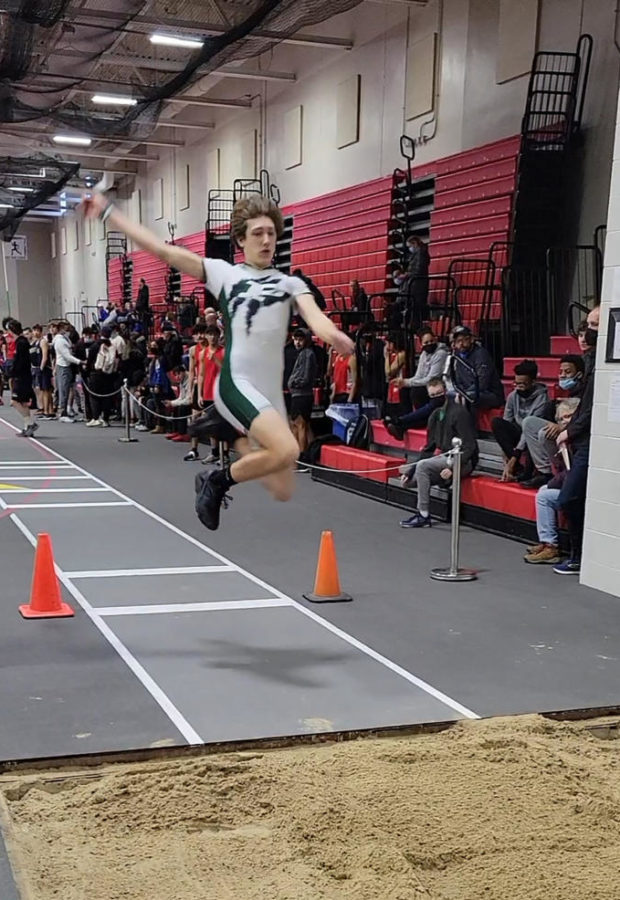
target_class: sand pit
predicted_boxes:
[2,715,620,900]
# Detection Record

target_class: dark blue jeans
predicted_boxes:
[398,401,435,431]
[558,445,589,561]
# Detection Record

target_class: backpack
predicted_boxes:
[95,344,116,375]
[300,433,343,466]
[346,412,370,449]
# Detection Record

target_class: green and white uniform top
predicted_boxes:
[203,258,309,433]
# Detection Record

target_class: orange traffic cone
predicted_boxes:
[303,531,352,604]
[19,533,74,619]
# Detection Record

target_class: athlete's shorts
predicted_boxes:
[290,394,313,422]
[191,383,202,412]
[215,374,279,434]
[39,367,53,391]
[11,378,33,404]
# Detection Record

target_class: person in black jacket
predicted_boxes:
[394,236,430,331]
[8,319,37,437]
[553,325,597,575]
[399,380,479,528]
[288,328,317,453]
[450,325,504,409]
[292,269,326,310]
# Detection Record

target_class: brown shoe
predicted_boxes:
[524,542,545,557]
[524,544,563,565]
[150,426,165,434]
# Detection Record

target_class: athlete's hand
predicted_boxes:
[331,331,355,357]
[81,191,108,220]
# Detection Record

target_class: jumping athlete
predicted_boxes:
[83,192,354,529]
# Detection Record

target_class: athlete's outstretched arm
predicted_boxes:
[82,192,204,282]
[296,294,354,355]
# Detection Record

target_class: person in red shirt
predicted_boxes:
[329,345,356,404]
[199,325,225,463]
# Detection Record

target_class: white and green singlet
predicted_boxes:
[203,259,309,433]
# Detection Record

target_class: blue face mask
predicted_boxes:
[456,349,470,359]
[559,376,579,391]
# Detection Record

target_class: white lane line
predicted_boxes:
[0,462,74,468]
[0,487,110,493]
[9,512,203,746]
[5,501,132,509]
[97,599,292,616]
[3,418,480,721]
[0,476,91,481]
[65,566,234,578]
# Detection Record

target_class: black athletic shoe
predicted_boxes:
[194,470,232,531]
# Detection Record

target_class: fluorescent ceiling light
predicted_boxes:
[53,135,92,146]
[92,94,138,107]
[8,186,35,192]
[150,33,203,49]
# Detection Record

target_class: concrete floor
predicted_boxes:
[1,409,620,897]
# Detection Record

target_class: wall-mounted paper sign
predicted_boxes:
[605,308,620,363]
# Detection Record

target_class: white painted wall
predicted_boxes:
[2,223,58,325]
[581,87,620,598]
[50,0,620,307]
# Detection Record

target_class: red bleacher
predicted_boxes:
[320,444,406,485]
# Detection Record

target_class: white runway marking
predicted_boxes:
[66,566,234,578]
[0,415,480,722]
[5,501,132,509]
[8,512,204,746]
[0,476,91,481]
[97,599,293,616]
[0,487,110,493]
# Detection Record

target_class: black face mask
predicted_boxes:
[430,393,446,406]
[422,343,437,354]
[516,386,534,396]
[584,328,598,348]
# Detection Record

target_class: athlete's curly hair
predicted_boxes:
[230,195,284,247]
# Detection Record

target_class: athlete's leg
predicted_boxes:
[234,434,295,502]
[229,408,299,488]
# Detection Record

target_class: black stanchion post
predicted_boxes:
[118,380,139,444]
[430,437,477,582]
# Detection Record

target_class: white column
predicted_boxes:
[581,87,620,597]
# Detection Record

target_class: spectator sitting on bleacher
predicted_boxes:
[520,354,585,489]
[491,360,548,483]
[398,380,479,529]
[577,319,589,354]
[553,322,597,575]
[384,332,406,418]
[450,325,505,410]
[384,328,448,439]
[522,398,581,565]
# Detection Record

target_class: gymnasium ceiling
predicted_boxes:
[0,0,428,224]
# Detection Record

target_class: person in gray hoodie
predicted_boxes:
[491,359,548,482]
[385,328,449,438]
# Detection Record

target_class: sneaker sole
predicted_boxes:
[553,568,581,575]
[524,557,563,565]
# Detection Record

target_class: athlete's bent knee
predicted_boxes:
[272,441,299,471]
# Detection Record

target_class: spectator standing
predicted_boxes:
[395,236,430,331]
[147,339,172,434]
[288,328,317,454]
[86,327,116,427]
[491,360,548,483]
[52,321,81,422]
[292,269,326,311]
[197,325,225,463]
[399,383,479,528]
[8,319,37,437]
[135,278,150,333]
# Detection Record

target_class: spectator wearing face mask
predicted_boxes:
[491,360,548,483]
[449,325,505,410]
[398,381,479,529]
[522,397,581,565]
[520,354,586,489]
[553,313,598,575]
[384,328,449,439]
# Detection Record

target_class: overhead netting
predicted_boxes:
[1,0,365,139]
[0,156,80,241]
